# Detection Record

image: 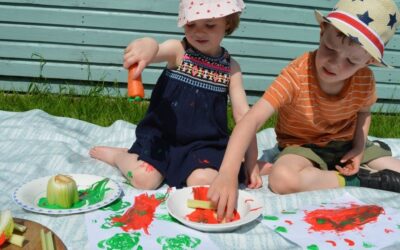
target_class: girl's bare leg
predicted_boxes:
[367,156,400,172]
[89,146,163,189]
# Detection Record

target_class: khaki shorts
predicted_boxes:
[275,140,392,171]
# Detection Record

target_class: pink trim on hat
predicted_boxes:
[327,11,384,57]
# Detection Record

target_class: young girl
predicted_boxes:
[90,0,270,189]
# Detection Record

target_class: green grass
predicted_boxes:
[0,86,399,138]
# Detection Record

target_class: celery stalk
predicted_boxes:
[8,234,25,247]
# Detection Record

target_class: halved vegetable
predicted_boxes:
[0,210,25,247]
[47,174,79,208]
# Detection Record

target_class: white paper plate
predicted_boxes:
[166,186,263,232]
[12,174,122,215]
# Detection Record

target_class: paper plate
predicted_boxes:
[12,174,122,215]
[166,186,263,232]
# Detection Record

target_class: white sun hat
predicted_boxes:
[315,0,399,67]
[178,0,245,28]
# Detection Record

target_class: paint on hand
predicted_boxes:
[112,193,166,235]
[97,232,142,250]
[157,234,201,250]
[38,178,111,209]
[304,204,383,232]
[185,186,240,224]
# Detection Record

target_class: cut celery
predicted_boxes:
[187,199,215,209]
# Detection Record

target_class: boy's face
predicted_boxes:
[184,17,228,57]
[315,24,373,86]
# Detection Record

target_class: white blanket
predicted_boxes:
[1,109,400,249]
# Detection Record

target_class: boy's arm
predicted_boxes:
[336,106,371,175]
[228,59,261,188]
[123,37,184,79]
[208,98,275,221]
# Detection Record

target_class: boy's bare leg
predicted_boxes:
[89,146,163,189]
[366,156,400,172]
[187,168,219,186]
[268,154,339,194]
[257,160,273,175]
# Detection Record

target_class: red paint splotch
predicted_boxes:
[186,186,240,224]
[304,204,383,232]
[326,240,337,247]
[344,238,355,246]
[0,232,6,246]
[112,193,164,235]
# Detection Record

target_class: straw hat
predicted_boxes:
[315,0,399,67]
[178,0,245,27]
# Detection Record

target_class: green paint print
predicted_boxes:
[38,178,110,209]
[98,232,142,250]
[281,210,297,215]
[101,198,131,212]
[363,241,376,248]
[156,214,179,223]
[307,244,319,250]
[157,234,201,250]
[263,215,279,221]
[397,225,400,229]
[275,226,288,233]
[101,215,124,229]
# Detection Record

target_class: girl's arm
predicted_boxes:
[208,97,275,221]
[123,37,185,79]
[228,58,261,188]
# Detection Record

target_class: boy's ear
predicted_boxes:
[319,23,326,38]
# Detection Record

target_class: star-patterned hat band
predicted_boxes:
[177,0,245,28]
[315,0,400,67]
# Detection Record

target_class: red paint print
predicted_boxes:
[304,204,383,232]
[384,228,394,233]
[344,238,355,246]
[186,187,240,224]
[326,240,337,247]
[112,193,164,235]
[285,220,293,225]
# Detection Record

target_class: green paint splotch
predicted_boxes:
[98,232,142,250]
[101,198,131,212]
[38,178,111,209]
[156,214,179,223]
[101,215,124,229]
[307,244,319,250]
[275,226,288,233]
[263,215,279,221]
[157,234,201,250]
[127,171,133,179]
[363,241,376,248]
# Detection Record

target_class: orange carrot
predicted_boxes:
[127,65,144,101]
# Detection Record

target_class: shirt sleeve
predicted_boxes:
[263,62,300,110]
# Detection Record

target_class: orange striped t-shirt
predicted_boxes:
[263,51,377,147]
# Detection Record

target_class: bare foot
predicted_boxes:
[258,160,273,175]
[89,146,128,167]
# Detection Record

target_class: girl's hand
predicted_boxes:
[207,173,238,222]
[335,148,363,176]
[123,37,159,79]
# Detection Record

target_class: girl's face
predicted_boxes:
[315,24,373,86]
[184,17,228,57]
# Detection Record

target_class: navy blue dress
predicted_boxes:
[129,38,240,188]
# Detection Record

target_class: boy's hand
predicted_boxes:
[123,38,159,78]
[207,173,238,222]
[335,148,363,176]
[245,162,262,189]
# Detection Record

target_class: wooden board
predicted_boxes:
[2,218,66,250]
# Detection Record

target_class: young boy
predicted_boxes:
[208,0,400,221]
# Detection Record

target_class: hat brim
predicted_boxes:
[314,10,390,68]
